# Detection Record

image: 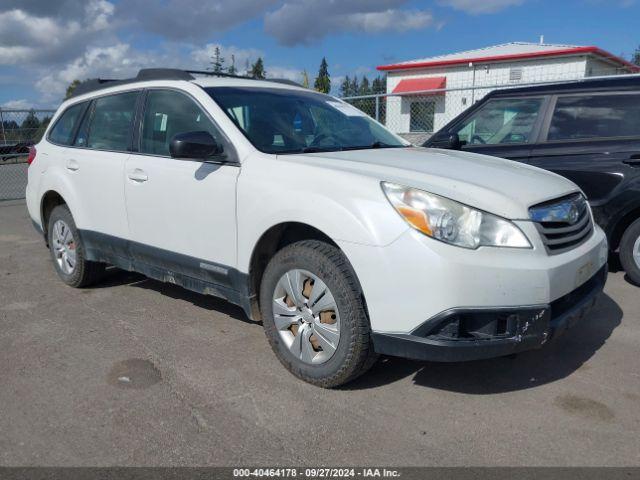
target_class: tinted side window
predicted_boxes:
[455,98,543,145]
[86,92,138,151]
[548,94,640,141]
[48,102,86,145]
[140,90,222,156]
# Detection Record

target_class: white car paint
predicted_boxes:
[27,75,608,338]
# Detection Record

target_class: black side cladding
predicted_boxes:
[77,230,253,319]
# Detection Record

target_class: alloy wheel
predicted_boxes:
[51,219,77,275]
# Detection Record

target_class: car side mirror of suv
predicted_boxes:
[448,133,463,150]
[170,131,224,160]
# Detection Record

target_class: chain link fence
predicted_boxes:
[343,67,638,145]
[0,109,55,200]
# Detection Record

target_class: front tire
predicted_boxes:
[259,240,377,388]
[47,205,104,288]
[619,218,640,285]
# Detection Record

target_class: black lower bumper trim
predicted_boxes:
[372,264,607,362]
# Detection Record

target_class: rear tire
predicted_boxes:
[619,217,640,286]
[47,205,105,288]
[259,240,377,388]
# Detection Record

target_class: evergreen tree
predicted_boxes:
[250,58,266,79]
[301,70,310,88]
[633,45,640,66]
[210,46,225,73]
[314,57,331,94]
[349,76,359,96]
[340,75,351,97]
[227,54,237,75]
[21,110,40,132]
[358,76,371,96]
[372,75,386,94]
[64,79,82,100]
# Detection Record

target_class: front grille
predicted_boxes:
[529,193,593,254]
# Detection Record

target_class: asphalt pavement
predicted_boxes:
[0,200,638,466]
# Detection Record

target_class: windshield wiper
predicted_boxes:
[342,141,405,151]
[300,146,344,153]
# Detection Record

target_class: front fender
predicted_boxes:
[236,156,408,272]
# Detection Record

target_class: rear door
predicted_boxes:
[434,96,548,162]
[66,90,140,243]
[527,92,640,211]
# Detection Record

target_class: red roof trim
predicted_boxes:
[392,77,446,94]
[377,46,640,72]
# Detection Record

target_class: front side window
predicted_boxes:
[206,87,406,154]
[547,94,640,141]
[455,97,544,145]
[140,90,222,156]
[48,102,86,145]
[410,100,435,133]
[86,91,138,151]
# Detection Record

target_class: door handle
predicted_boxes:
[66,159,79,171]
[127,169,148,183]
[623,154,640,167]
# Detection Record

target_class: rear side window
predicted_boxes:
[547,94,640,141]
[86,92,139,151]
[48,102,86,145]
[140,89,222,156]
[454,98,544,145]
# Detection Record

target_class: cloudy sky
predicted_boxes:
[0,0,638,108]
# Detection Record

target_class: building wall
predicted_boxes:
[384,55,590,141]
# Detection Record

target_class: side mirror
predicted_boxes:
[448,133,462,150]
[169,131,223,160]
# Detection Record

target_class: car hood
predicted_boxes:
[281,147,580,219]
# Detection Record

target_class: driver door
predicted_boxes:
[449,96,549,162]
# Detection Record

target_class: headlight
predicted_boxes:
[382,182,531,249]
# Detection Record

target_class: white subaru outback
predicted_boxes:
[26,69,608,387]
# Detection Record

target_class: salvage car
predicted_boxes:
[26,69,608,387]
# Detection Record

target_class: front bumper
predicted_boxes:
[371,264,606,362]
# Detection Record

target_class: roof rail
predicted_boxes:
[69,68,304,98]
[186,70,303,87]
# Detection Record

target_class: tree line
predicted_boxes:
[63,54,384,101]
[1,111,52,144]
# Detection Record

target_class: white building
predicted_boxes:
[377,42,639,142]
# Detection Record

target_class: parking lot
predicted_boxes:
[0,199,639,466]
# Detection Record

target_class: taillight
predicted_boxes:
[27,146,36,166]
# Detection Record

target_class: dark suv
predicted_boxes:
[425,76,640,283]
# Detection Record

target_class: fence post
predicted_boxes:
[375,96,380,122]
[0,109,6,145]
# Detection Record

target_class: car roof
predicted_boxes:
[67,68,306,100]
[487,75,640,98]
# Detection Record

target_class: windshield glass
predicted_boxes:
[206,86,408,154]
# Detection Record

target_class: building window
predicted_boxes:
[509,67,523,82]
[410,100,435,132]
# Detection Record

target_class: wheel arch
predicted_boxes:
[40,190,69,238]
[246,222,366,320]
[610,206,640,251]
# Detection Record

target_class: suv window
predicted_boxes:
[547,93,640,141]
[455,97,544,145]
[48,102,87,145]
[86,92,138,151]
[140,89,222,156]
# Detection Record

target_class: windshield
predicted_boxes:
[206,87,408,154]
